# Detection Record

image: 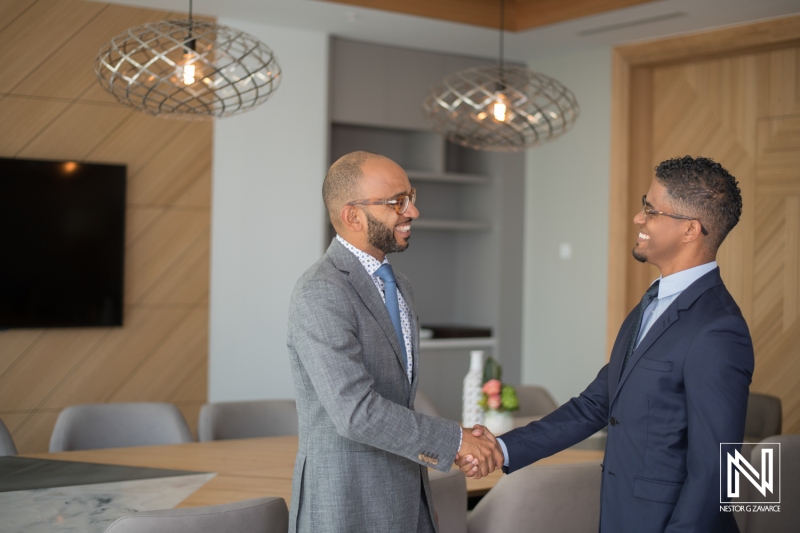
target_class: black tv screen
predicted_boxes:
[0,158,126,328]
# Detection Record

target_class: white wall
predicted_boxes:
[210,21,329,401]
[521,47,613,404]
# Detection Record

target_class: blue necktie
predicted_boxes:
[375,264,409,373]
[621,280,660,376]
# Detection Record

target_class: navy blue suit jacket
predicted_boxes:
[502,268,754,532]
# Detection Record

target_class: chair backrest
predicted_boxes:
[428,467,467,533]
[49,402,193,452]
[414,392,442,418]
[514,385,559,418]
[744,435,799,533]
[0,417,18,456]
[103,497,288,533]
[198,400,298,441]
[744,393,782,441]
[468,460,602,533]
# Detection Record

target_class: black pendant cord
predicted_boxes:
[187,0,195,52]
[499,0,505,72]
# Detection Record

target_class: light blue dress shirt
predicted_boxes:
[496,261,719,466]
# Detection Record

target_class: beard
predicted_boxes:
[632,245,647,263]
[364,209,409,254]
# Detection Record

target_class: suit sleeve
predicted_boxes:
[288,278,462,472]
[665,314,754,532]
[500,364,610,473]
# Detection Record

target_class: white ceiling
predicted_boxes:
[100,0,800,61]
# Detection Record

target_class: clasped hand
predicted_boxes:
[455,425,504,479]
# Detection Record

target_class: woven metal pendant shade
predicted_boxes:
[423,65,579,152]
[95,20,281,119]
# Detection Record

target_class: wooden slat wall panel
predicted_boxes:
[752,114,800,433]
[757,48,800,119]
[13,5,175,99]
[616,24,800,433]
[0,0,211,451]
[0,0,106,93]
[650,55,758,326]
[0,97,69,155]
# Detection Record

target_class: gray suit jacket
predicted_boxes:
[287,238,461,533]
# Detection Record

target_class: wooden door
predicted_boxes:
[611,18,800,433]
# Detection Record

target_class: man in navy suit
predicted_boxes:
[459,156,754,532]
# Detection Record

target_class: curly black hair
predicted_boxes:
[654,156,742,251]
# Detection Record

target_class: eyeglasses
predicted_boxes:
[641,195,708,236]
[348,188,417,215]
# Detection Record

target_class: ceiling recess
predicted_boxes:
[577,11,687,36]
[320,0,660,31]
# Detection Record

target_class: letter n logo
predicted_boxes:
[720,442,780,504]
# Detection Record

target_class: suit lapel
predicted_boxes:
[610,267,724,406]
[327,240,409,379]
[612,305,680,405]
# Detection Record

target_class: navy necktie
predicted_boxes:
[621,280,660,376]
[375,264,409,373]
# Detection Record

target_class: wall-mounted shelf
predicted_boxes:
[420,337,497,350]
[413,219,491,231]
[406,170,493,185]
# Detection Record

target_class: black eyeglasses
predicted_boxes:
[348,188,417,215]
[641,195,708,236]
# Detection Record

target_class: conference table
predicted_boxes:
[11,436,602,530]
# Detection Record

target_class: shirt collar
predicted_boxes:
[653,261,718,299]
[336,234,388,277]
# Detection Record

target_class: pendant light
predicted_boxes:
[423,0,579,151]
[94,0,281,119]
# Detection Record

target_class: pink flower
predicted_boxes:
[482,379,501,396]
[487,394,502,410]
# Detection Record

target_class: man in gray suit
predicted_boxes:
[287,151,503,533]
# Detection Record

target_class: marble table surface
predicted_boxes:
[0,457,215,533]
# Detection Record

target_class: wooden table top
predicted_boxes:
[26,436,603,506]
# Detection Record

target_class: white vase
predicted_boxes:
[484,410,513,436]
[462,350,485,428]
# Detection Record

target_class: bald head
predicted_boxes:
[323,151,385,228]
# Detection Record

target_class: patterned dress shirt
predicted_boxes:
[336,235,414,383]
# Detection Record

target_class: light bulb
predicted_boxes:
[178,53,201,86]
[492,100,507,122]
[182,63,196,85]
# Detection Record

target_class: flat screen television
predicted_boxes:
[0,157,126,328]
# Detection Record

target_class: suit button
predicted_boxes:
[418,454,425,461]
[431,458,438,466]
[609,417,618,426]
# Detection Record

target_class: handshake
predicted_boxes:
[455,425,504,479]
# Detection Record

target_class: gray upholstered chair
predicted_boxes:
[742,435,798,533]
[467,460,602,533]
[514,385,559,418]
[49,402,193,452]
[103,497,288,533]
[429,467,467,533]
[744,393,782,442]
[198,399,298,441]
[414,391,443,418]
[0,417,18,456]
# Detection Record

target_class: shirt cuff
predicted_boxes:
[458,427,463,452]
[497,437,510,467]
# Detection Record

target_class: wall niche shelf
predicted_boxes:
[420,338,497,350]
[406,170,493,185]
[413,219,490,231]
